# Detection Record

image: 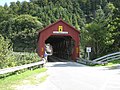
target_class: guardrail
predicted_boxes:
[0,61,44,75]
[77,52,120,65]
[93,52,120,64]
[77,58,96,65]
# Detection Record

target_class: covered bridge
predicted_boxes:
[37,19,80,61]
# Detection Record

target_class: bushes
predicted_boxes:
[0,34,12,69]
[0,52,41,69]
[12,52,41,66]
[0,34,41,69]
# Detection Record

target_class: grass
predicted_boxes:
[29,74,48,85]
[0,68,47,90]
[94,59,120,67]
[40,75,49,83]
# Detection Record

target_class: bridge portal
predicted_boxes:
[37,19,80,61]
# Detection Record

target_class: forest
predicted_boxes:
[0,0,120,68]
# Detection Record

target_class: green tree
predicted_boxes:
[21,1,29,14]
[0,0,119,59]
[0,34,12,68]
[12,15,43,52]
[9,2,19,14]
[85,5,115,59]
[109,17,120,51]
[0,15,43,52]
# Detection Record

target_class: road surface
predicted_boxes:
[17,62,120,90]
[39,62,120,90]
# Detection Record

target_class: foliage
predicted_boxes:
[0,51,41,69]
[83,3,115,59]
[0,14,43,52]
[11,52,41,66]
[11,15,43,52]
[109,17,120,51]
[0,34,13,69]
[0,0,120,65]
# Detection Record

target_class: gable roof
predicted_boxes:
[38,19,80,34]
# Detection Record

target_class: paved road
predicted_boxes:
[39,62,120,90]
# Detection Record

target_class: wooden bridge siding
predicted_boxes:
[37,20,80,61]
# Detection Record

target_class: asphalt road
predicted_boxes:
[39,62,120,90]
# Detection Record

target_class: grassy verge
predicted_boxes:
[40,75,49,83]
[0,68,47,90]
[95,59,120,67]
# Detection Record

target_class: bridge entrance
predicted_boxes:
[45,35,75,60]
[37,19,80,61]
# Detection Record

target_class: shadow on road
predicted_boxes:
[48,62,86,67]
[106,65,120,70]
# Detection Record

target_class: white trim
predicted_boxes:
[53,31,68,34]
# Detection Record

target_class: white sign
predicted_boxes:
[86,47,91,52]
[53,31,68,34]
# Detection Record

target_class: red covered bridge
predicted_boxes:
[37,19,80,61]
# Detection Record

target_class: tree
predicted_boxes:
[84,5,115,59]
[0,15,43,52]
[0,0,119,59]
[21,1,29,14]
[12,15,43,52]
[4,3,8,9]
[0,6,9,22]
[0,34,12,68]
[109,17,120,51]
[9,2,19,14]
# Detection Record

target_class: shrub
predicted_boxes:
[0,34,41,69]
[12,52,41,66]
[0,34,13,68]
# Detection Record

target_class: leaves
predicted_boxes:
[0,0,120,66]
[0,34,13,68]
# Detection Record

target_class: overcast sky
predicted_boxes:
[0,0,29,6]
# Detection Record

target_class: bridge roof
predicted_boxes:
[38,19,80,34]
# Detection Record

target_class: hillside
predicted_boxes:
[0,0,120,59]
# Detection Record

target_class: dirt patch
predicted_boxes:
[15,72,48,90]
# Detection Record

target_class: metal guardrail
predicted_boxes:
[0,61,44,75]
[93,52,120,64]
[77,52,120,65]
[77,58,95,65]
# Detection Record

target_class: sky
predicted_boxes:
[0,0,29,6]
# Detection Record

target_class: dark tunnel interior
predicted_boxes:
[45,35,75,61]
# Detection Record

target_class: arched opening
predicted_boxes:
[45,35,75,61]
